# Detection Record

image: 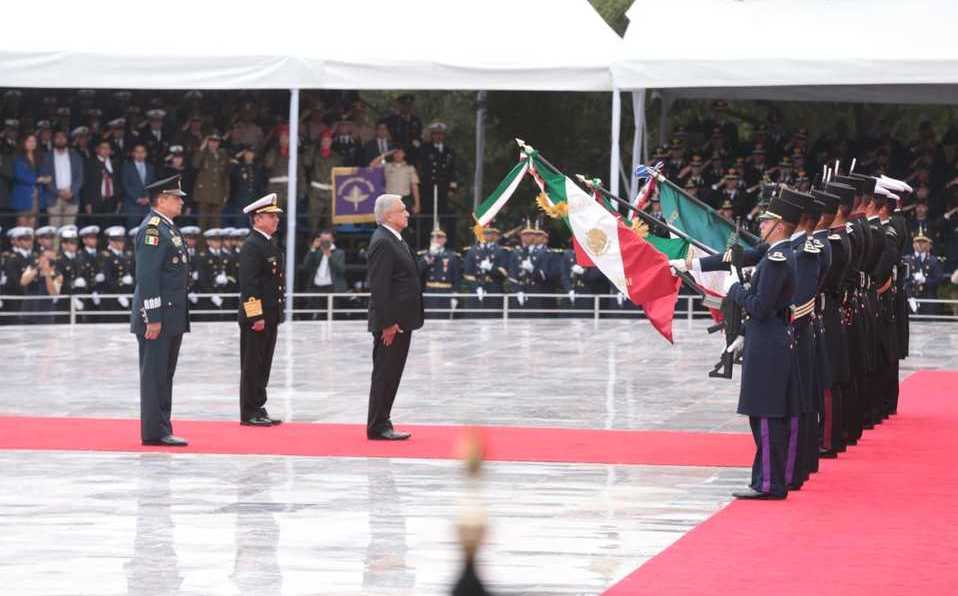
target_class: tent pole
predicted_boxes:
[473,90,487,211]
[609,87,621,196]
[630,89,647,198]
[284,88,300,323]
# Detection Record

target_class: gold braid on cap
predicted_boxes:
[630,218,649,238]
[472,222,486,243]
[536,193,568,219]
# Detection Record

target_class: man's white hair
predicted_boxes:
[374,194,403,225]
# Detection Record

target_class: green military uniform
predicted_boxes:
[130,176,190,444]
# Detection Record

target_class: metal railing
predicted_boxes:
[0,292,956,325]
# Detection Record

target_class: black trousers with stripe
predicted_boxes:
[749,416,788,497]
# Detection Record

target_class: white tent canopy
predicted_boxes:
[1,0,620,91]
[612,0,958,195]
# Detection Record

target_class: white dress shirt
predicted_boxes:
[53,150,72,191]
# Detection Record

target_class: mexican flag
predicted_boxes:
[656,178,752,253]
[474,155,530,226]
[530,156,682,342]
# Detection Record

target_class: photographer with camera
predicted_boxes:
[300,229,347,320]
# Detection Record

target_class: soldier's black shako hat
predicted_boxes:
[759,187,804,226]
[849,173,878,196]
[145,174,187,198]
[832,174,869,196]
[812,189,840,215]
[826,182,855,208]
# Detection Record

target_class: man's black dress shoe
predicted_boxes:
[241,416,273,427]
[786,483,803,491]
[258,410,283,425]
[819,449,839,459]
[732,489,786,500]
[367,429,412,441]
[142,435,189,447]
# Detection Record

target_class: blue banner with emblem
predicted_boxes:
[331,167,385,224]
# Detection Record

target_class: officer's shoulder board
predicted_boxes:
[828,233,841,241]
[802,239,821,254]
[885,226,898,238]
[768,250,787,262]
[845,222,854,234]
[144,226,160,247]
[147,216,161,227]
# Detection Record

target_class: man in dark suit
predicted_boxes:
[300,229,347,319]
[130,174,190,447]
[237,193,285,427]
[362,121,395,166]
[84,140,120,228]
[366,193,424,440]
[121,143,156,229]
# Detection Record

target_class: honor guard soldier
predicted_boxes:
[904,230,944,315]
[56,226,86,313]
[3,227,36,315]
[462,226,511,318]
[417,227,462,318]
[196,228,229,315]
[179,226,201,305]
[509,223,553,316]
[238,193,285,427]
[561,246,608,313]
[728,191,804,500]
[99,226,134,314]
[131,174,190,446]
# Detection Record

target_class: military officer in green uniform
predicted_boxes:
[130,174,190,446]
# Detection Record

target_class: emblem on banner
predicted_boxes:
[585,228,609,256]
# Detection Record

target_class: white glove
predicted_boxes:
[568,290,576,302]
[72,277,87,289]
[571,264,585,275]
[521,258,534,273]
[188,293,199,304]
[121,274,133,286]
[479,258,493,273]
[517,291,526,306]
[908,297,919,313]
[215,272,228,286]
[726,335,745,356]
[0,271,6,286]
[117,296,130,309]
[94,272,105,283]
[450,298,459,310]
[476,286,486,301]
[211,295,223,307]
[72,297,85,311]
[951,270,958,285]
[191,271,199,281]
[0,298,3,308]
[616,292,625,307]
[912,272,926,285]
[668,258,688,273]
[92,291,101,306]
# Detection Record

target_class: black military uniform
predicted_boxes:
[55,229,85,317]
[417,229,462,319]
[2,228,36,319]
[238,194,286,426]
[130,175,190,446]
[419,123,458,246]
[725,192,803,500]
[903,233,944,315]
[195,229,229,319]
[99,227,135,319]
[508,229,555,317]
[561,248,609,314]
[384,95,423,159]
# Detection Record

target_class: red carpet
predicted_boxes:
[0,416,752,467]
[606,370,958,596]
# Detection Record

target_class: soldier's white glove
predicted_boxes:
[726,335,745,357]
[188,293,199,304]
[72,297,85,311]
[215,272,228,286]
[191,271,199,281]
[476,286,485,302]
[118,296,130,309]
[95,272,105,283]
[908,297,919,313]
[912,272,926,285]
[450,298,459,310]
[521,258,534,273]
[72,277,87,289]
[0,298,3,308]
[0,271,6,286]
[121,274,133,286]
[571,264,585,275]
[479,258,493,273]
[92,291,101,306]
[616,292,625,307]
[952,270,958,285]
[668,258,688,273]
[211,295,223,307]
[517,291,526,306]
[568,290,576,303]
